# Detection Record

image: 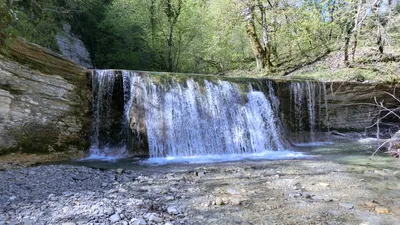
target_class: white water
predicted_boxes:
[122,72,285,158]
[144,150,309,165]
[89,71,327,161]
[290,81,329,141]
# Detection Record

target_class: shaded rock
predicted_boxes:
[215,197,224,206]
[167,205,179,215]
[149,214,163,223]
[116,168,124,174]
[131,218,147,225]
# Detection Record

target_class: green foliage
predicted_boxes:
[0,0,12,38]
[1,0,398,79]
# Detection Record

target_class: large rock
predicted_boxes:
[0,37,91,155]
[56,23,93,68]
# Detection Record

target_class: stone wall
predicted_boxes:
[0,38,91,155]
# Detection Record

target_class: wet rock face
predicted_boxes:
[56,23,93,68]
[273,80,398,137]
[0,39,91,155]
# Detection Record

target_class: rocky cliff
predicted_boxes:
[0,37,91,156]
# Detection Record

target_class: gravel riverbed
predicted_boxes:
[0,159,399,225]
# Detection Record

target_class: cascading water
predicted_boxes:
[289,81,329,143]
[89,70,296,160]
[125,73,284,158]
[89,70,127,159]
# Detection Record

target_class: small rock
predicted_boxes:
[9,196,17,201]
[339,202,354,210]
[116,168,124,174]
[288,192,302,198]
[61,223,76,225]
[318,183,330,187]
[165,223,174,225]
[71,175,86,181]
[109,213,121,222]
[131,218,147,225]
[394,171,400,177]
[167,205,179,215]
[230,198,242,205]
[375,206,389,214]
[365,201,377,208]
[165,196,175,201]
[226,187,241,195]
[195,171,205,177]
[149,214,163,223]
[215,197,224,206]
[302,193,312,199]
[121,221,129,225]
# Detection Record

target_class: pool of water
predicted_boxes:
[47,138,399,171]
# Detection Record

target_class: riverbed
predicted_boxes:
[0,141,399,225]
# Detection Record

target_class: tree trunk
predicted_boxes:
[343,20,354,66]
[351,0,362,62]
[243,1,268,71]
[373,0,384,54]
[162,0,182,72]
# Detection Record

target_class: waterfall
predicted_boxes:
[89,71,286,158]
[89,70,127,159]
[289,81,329,142]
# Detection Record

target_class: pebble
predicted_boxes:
[230,198,242,205]
[167,205,179,215]
[339,202,354,210]
[375,206,389,214]
[149,214,163,223]
[288,192,302,197]
[215,197,224,206]
[318,183,330,187]
[131,218,147,225]
[9,196,17,201]
[116,168,124,174]
[226,187,241,195]
[109,213,121,222]
[365,201,377,208]
[61,223,76,225]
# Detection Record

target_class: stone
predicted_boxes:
[375,206,389,214]
[364,201,377,208]
[109,213,121,222]
[230,198,242,206]
[226,187,241,195]
[56,23,93,68]
[167,205,179,215]
[61,223,76,225]
[215,197,224,206]
[149,214,163,223]
[339,202,354,210]
[288,192,302,198]
[116,168,124,174]
[131,218,147,225]
[318,183,330,187]
[9,196,17,201]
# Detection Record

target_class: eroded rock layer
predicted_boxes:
[0,38,91,155]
